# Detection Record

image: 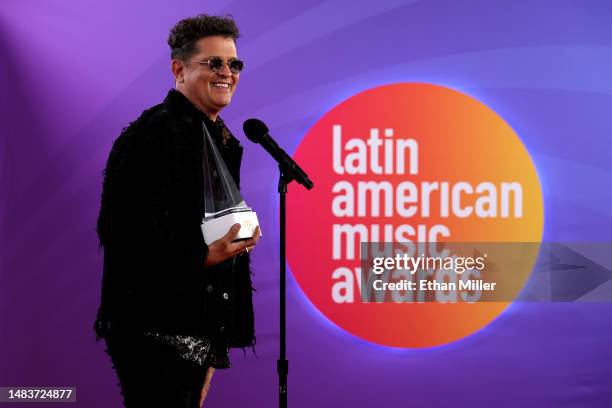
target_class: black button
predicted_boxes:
[219,325,226,335]
[206,285,213,293]
[222,292,229,300]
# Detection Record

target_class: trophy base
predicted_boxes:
[201,209,261,245]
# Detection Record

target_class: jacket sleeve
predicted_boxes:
[142,115,209,284]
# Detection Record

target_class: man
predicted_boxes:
[94,15,260,407]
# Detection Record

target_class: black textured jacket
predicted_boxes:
[94,89,255,348]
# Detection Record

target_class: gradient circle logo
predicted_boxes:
[287,83,543,348]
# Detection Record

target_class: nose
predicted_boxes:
[217,61,232,77]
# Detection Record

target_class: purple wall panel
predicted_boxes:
[1,1,611,407]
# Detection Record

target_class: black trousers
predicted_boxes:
[104,332,209,408]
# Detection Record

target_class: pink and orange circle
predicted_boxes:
[287,83,543,348]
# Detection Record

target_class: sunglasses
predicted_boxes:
[187,57,245,74]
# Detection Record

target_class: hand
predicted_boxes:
[204,223,261,267]
[242,225,261,253]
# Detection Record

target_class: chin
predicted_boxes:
[215,98,232,107]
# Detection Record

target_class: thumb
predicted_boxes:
[222,223,242,242]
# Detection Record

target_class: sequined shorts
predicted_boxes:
[103,333,209,408]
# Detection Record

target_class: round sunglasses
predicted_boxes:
[187,56,245,74]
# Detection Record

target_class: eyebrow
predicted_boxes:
[198,55,240,60]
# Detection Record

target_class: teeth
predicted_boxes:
[212,82,230,88]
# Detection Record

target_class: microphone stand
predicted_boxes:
[277,158,314,408]
[277,165,292,408]
[243,120,313,407]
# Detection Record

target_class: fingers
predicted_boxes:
[229,225,260,245]
[231,241,247,256]
[252,226,261,241]
[221,223,242,243]
[219,224,261,257]
[239,226,261,248]
[227,240,252,256]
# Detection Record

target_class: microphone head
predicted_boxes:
[243,118,269,143]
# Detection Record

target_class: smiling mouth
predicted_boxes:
[211,82,231,89]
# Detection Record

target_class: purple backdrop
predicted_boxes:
[1,0,612,407]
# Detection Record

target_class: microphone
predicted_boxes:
[243,118,314,190]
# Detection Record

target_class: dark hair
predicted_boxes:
[167,14,240,60]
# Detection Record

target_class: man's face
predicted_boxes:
[177,35,240,118]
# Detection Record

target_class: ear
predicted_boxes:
[171,59,185,81]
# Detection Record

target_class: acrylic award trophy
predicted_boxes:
[200,121,260,245]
